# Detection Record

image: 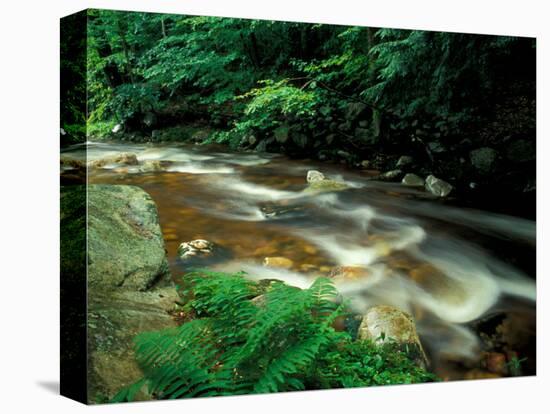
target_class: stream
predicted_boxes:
[61,141,536,380]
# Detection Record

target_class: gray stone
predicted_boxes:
[396,155,414,168]
[70,184,179,403]
[88,287,178,403]
[304,179,349,194]
[402,173,424,187]
[87,185,171,290]
[470,147,498,174]
[138,160,164,173]
[378,169,404,182]
[358,305,428,368]
[306,170,326,183]
[425,174,453,197]
[177,239,215,260]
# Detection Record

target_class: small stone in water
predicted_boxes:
[307,170,326,183]
[329,266,370,281]
[178,239,215,259]
[263,256,294,269]
[401,173,424,187]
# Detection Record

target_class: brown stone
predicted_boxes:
[358,305,428,368]
[485,352,508,376]
[263,256,294,269]
[329,266,370,282]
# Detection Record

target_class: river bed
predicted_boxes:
[61,140,536,380]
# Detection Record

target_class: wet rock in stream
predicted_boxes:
[263,256,294,269]
[88,152,139,168]
[177,239,232,268]
[304,170,350,193]
[260,203,305,220]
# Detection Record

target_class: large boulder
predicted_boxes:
[83,185,177,402]
[358,305,428,368]
[88,287,178,403]
[87,185,171,290]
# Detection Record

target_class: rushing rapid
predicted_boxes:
[61,141,536,378]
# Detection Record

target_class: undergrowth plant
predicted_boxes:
[112,271,435,402]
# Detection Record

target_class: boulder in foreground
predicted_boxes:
[87,185,171,290]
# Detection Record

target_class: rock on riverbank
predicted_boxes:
[82,185,178,402]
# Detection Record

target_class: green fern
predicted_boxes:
[112,271,435,402]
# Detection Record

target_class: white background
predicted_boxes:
[0,0,547,412]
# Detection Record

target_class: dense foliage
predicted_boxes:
[79,10,534,155]
[112,271,434,401]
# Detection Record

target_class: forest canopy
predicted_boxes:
[64,10,534,152]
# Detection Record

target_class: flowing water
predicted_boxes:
[62,141,536,380]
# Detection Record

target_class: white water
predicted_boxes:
[64,141,536,366]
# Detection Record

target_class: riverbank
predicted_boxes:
[81,116,536,221]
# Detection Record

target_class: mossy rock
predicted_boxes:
[88,287,179,403]
[87,185,171,290]
[304,179,350,194]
